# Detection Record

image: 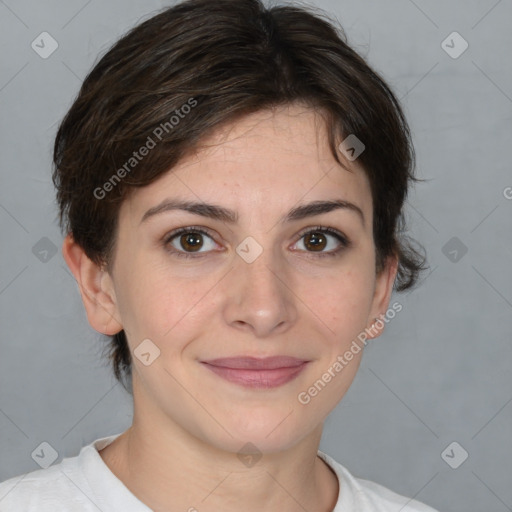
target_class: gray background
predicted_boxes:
[1,0,511,510]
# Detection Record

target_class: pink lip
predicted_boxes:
[200,356,309,389]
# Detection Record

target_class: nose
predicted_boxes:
[222,244,298,338]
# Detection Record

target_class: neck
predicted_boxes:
[99,401,338,512]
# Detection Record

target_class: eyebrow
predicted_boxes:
[140,198,365,226]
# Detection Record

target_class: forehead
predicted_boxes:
[121,104,373,227]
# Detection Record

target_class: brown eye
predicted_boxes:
[165,228,218,256]
[303,232,327,251]
[179,232,204,252]
[293,227,350,257]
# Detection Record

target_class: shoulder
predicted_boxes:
[0,458,86,511]
[318,451,440,512]
[0,434,122,512]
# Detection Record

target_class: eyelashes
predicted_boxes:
[293,226,350,256]
[164,226,219,258]
[162,225,351,260]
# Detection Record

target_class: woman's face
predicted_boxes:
[103,104,396,453]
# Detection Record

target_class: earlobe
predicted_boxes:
[367,254,399,339]
[61,233,123,335]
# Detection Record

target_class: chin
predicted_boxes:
[202,410,316,456]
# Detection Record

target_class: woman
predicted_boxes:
[0,0,438,510]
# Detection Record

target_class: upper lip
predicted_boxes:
[201,356,309,370]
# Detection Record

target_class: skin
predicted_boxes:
[63,103,398,512]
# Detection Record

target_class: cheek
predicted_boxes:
[113,257,214,345]
[301,263,375,337]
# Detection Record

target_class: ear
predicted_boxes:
[62,233,123,335]
[366,253,399,340]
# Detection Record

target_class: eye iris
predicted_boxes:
[304,232,326,251]
[180,232,203,252]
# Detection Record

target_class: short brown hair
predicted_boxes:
[52,0,427,389]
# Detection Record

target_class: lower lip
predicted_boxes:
[201,362,309,389]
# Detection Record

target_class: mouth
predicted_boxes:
[200,356,310,389]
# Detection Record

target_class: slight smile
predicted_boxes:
[200,356,310,389]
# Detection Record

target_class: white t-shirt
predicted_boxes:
[0,433,439,511]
